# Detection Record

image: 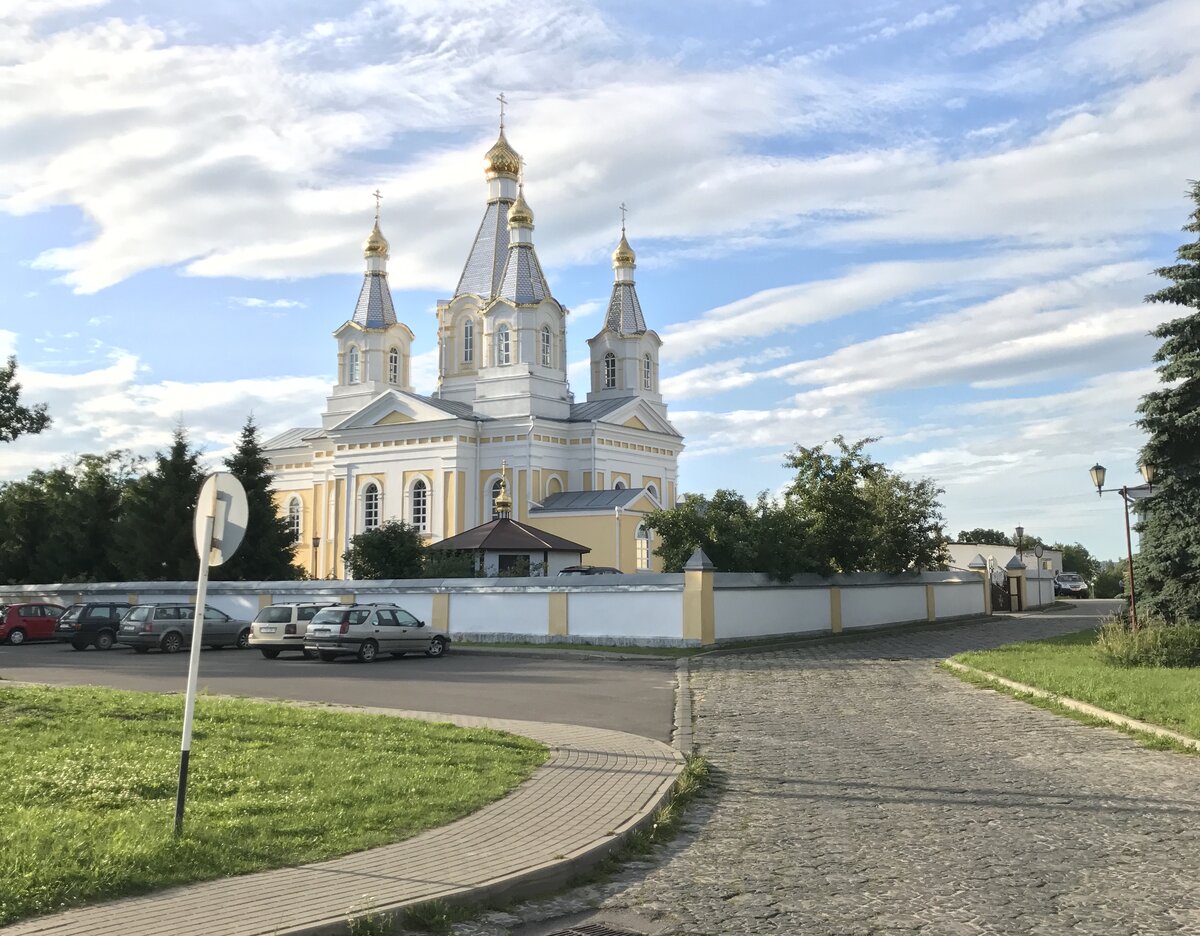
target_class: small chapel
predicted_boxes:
[264,113,684,578]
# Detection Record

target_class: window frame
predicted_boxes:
[636,522,652,571]
[362,481,381,531]
[643,353,652,390]
[540,324,552,367]
[463,319,474,363]
[410,478,429,533]
[287,496,302,543]
[603,351,617,389]
[347,346,361,384]
[496,324,511,366]
[388,347,400,384]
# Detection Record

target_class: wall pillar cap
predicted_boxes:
[1005,556,1027,571]
[684,548,715,571]
[967,553,987,570]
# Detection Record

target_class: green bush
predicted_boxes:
[1096,615,1200,668]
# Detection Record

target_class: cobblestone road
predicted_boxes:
[473,605,1200,936]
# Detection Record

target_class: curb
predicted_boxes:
[942,659,1200,753]
[449,645,678,665]
[673,658,693,754]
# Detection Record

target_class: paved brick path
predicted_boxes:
[481,606,1200,936]
[1,708,682,936]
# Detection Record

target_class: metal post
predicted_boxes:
[1121,486,1139,632]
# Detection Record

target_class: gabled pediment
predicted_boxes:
[623,415,649,431]
[331,390,470,432]
[596,398,680,438]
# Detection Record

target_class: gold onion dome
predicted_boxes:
[612,232,636,267]
[508,186,534,227]
[484,130,521,179]
[494,478,513,514]
[363,220,389,259]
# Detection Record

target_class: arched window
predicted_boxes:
[362,482,380,531]
[643,353,652,390]
[613,480,626,491]
[463,320,474,363]
[540,325,552,367]
[636,522,652,571]
[645,483,659,503]
[287,497,302,543]
[603,352,616,389]
[348,346,361,384]
[411,479,428,533]
[496,325,511,366]
[388,348,400,384]
[490,478,505,520]
[546,476,563,496]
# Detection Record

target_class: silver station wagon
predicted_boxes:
[303,603,449,663]
[117,604,251,654]
[249,602,334,659]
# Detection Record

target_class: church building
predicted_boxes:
[264,118,683,578]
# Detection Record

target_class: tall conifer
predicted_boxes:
[1137,180,1200,623]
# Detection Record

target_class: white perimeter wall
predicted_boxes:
[840,585,928,630]
[934,582,985,619]
[569,590,682,639]
[715,588,831,639]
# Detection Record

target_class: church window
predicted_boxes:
[603,352,616,389]
[287,497,302,543]
[348,347,361,384]
[636,523,652,571]
[388,348,400,384]
[411,479,428,533]
[613,480,626,491]
[546,476,563,496]
[646,483,659,503]
[540,325,552,367]
[463,320,474,363]
[490,478,505,520]
[643,354,652,390]
[362,482,380,531]
[497,325,511,366]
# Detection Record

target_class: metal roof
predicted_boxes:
[567,396,637,422]
[411,393,491,420]
[497,244,550,305]
[263,427,323,450]
[352,272,398,328]
[455,200,511,298]
[530,488,649,513]
[605,281,646,334]
[428,517,589,553]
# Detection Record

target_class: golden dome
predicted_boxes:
[484,129,521,179]
[612,232,636,267]
[508,186,534,227]
[363,220,389,259]
[494,478,513,515]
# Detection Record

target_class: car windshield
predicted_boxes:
[254,606,292,624]
[311,609,348,626]
[1059,574,1083,582]
[126,606,153,622]
[60,605,84,621]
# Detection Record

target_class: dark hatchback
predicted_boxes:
[56,602,133,650]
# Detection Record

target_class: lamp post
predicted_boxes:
[311,536,321,578]
[1089,461,1155,631]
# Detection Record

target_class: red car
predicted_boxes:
[0,603,67,645]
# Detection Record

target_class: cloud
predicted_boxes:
[230,297,306,309]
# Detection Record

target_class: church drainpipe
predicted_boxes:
[474,421,482,528]
[591,420,598,491]
[614,505,621,570]
[343,464,356,579]
[526,418,535,520]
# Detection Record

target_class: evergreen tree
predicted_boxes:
[211,417,302,581]
[0,356,50,443]
[116,428,206,580]
[1136,180,1200,623]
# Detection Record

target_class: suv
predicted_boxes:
[249,602,336,659]
[557,566,622,576]
[117,604,251,654]
[1054,573,1089,598]
[55,602,133,650]
[0,603,66,644]
[304,604,449,663]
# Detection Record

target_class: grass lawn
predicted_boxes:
[953,629,1200,740]
[0,684,546,926]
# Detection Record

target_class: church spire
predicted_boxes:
[498,175,550,305]
[352,192,397,328]
[604,206,646,335]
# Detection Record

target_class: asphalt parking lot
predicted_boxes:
[0,641,678,742]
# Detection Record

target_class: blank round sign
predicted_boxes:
[193,472,248,567]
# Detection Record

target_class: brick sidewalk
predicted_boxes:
[2,707,683,936]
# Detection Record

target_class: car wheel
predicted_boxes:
[94,630,115,651]
[236,628,251,650]
[71,641,88,651]
[133,646,150,654]
[356,640,379,663]
[8,629,26,646]
[161,632,183,654]
[424,636,448,658]
[260,648,281,659]
[318,651,338,662]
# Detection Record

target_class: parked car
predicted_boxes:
[0,603,66,644]
[303,603,449,662]
[249,602,336,659]
[116,604,251,654]
[55,602,133,650]
[1054,573,1090,598]
[557,565,622,576]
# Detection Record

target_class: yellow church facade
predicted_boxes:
[264,119,683,577]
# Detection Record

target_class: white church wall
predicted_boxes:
[714,587,831,639]
[449,591,549,636]
[840,584,929,629]
[932,581,986,619]
[568,589,682,639]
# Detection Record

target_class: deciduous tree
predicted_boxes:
[343,520,425,580]
[1137,180,1200,623]
[956,528,1012,545]
[0,356,49,443]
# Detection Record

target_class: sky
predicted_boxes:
[1,0,1197,561]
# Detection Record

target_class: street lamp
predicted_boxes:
[1090,460,1155,631]
[311,536,321,577]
